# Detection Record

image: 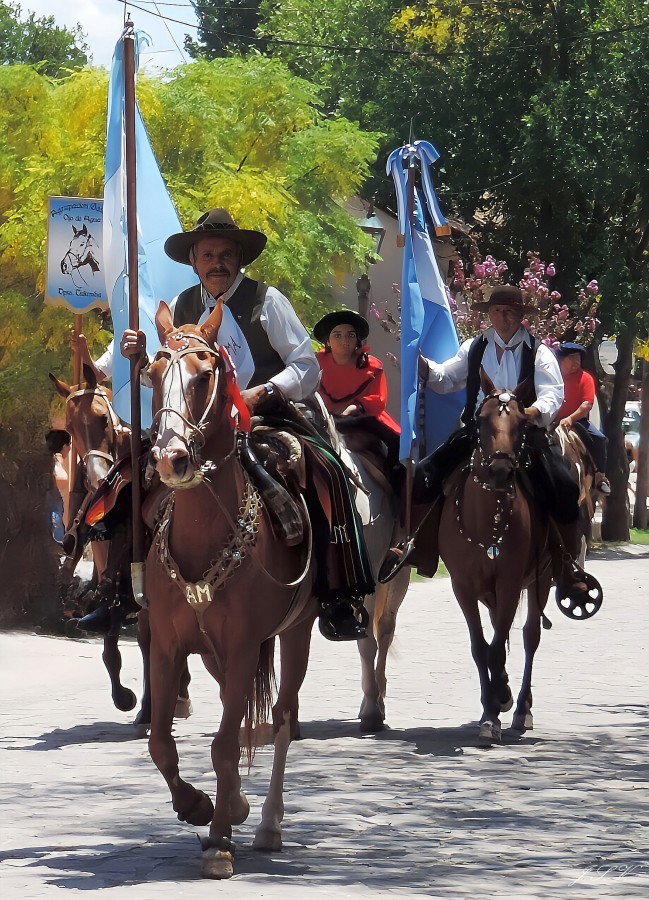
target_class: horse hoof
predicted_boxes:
[253,825,283,852]
[512,712,533,732]
[360,714,385,734]
[177,791,214,827]
[133,723,149,739]
[113,687,137,712]
[201,849,233,879]
[478,720,501,746]
[499,691,513,713]
[174,697,193,719]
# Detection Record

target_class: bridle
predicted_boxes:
[471,389,527,487]
[65,385,129,469]
[150,331,228,473]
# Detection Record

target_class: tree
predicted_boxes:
[0,2,87,75]
[0,57,379,625]
[186,0,267,58]
[261,0,649,539]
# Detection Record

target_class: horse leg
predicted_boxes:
[254,615,314,852]
[175,661,193,719]
[203,647,262,879]
[357,592,381,731]
[513,572,551,732]
[148,642,214,828]
[459,600,500,743]
[102,633,137,712]
[374,569,409,721]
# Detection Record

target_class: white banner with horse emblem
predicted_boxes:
[46,196,109,313]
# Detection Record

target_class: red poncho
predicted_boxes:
[316,350,400,434]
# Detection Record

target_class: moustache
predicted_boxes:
[207,268,230,277]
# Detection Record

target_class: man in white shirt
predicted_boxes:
[387,285,595,603]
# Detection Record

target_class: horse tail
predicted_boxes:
[243,636,276,764]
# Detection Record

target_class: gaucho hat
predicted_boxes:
[556,341,587,357]
[313,310,370,344]
[471,284,538,314]
[164,208,267,267]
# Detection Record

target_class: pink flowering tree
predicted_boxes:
[449,250,601,347]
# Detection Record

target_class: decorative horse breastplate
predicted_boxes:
[154,476,263,609]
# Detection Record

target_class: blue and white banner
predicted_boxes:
[46,196,108,313]
[387,143,465,460]
[104,28,194,425]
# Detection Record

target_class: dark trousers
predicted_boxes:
[572,418,608,473]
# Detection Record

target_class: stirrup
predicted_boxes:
[555,559,603,620]
[378,537,416,584]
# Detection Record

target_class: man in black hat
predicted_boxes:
[122,209,372,640]
[554,342,610,494]
[385,285,596,601]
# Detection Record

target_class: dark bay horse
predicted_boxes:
[49,367,191,727]
[439,371,553,745]
[145,301,318,878]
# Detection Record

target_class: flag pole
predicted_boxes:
[123,22,146,603]
[66,313,84,528]
[404,149,416,541]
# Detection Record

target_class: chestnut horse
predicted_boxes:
[145,301,320,878]
[439,372,553,745]
[49,367,191,727]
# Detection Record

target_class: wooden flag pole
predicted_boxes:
[123,23,146,603]
[404,150,417,541]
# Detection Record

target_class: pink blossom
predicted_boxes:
[557,308,569,320]
[474,264,485,278]
[546,264,556,277]
[575,321,585,334]
[550,291,562,301]
[586,280,599,293]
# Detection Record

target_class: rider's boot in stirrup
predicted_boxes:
[318,599,369,641]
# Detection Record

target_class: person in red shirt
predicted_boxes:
[555,342,610,493]
[313,310,401,471]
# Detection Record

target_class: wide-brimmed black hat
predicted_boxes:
[471,284,538,314]
[313,310,370,344]
[164,208,267,267]
[556,341,587,357]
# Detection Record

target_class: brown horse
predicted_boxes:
[439,371,553,745]
[145,301,318,878]
[556,424,600,564]
[49,367,191,727]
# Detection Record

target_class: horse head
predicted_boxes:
[49,366,127,491]
[149,300,232,488]
[475,369,533,492]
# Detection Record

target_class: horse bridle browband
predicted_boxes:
[151,332,226,470]
[65,385,129,467]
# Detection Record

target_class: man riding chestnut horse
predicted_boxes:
[79,208,374,641]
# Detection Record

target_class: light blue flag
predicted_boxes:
[103,28,193,426]
[387,143,465,460]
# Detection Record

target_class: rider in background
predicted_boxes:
[554,342,610,495]
[400,285,594,600]
[313,310,401,475]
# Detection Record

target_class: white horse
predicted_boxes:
[316,398,411,732]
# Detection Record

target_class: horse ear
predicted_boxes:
[515,374,535,406]
[480,367,495,395]
[82,364,97,390]
[49,372,71,398]
[155,301,175,342]
[200,298,224,348]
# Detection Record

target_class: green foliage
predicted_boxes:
[0,1,87,75]
[0,56,379,450]
[187,0,266,57]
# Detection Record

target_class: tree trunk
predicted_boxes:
[632,359,649,530]
[0,450,62,629]
[601,330,633,541]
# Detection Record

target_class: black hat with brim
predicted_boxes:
[313,310,370,344]
[164,208,267,267]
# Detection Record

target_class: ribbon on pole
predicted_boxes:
[387,142,465,461]
[103,25,192,427]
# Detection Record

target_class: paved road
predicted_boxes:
[1,546,648,899]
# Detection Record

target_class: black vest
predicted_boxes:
[173,277,284,388]
[461,332,539,424]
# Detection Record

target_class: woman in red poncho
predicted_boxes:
[313,310,401,469]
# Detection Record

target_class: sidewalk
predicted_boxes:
[1,549,648,898]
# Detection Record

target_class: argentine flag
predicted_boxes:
[103,28,192,426]
[388,142,465,460]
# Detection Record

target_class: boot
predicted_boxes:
[319,600,369,641]
[77,600,113,634]
[378,498,443,583]
[594,472,611,495]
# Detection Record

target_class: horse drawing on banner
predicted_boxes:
[49,366,192,730]
[60,224,101,289]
